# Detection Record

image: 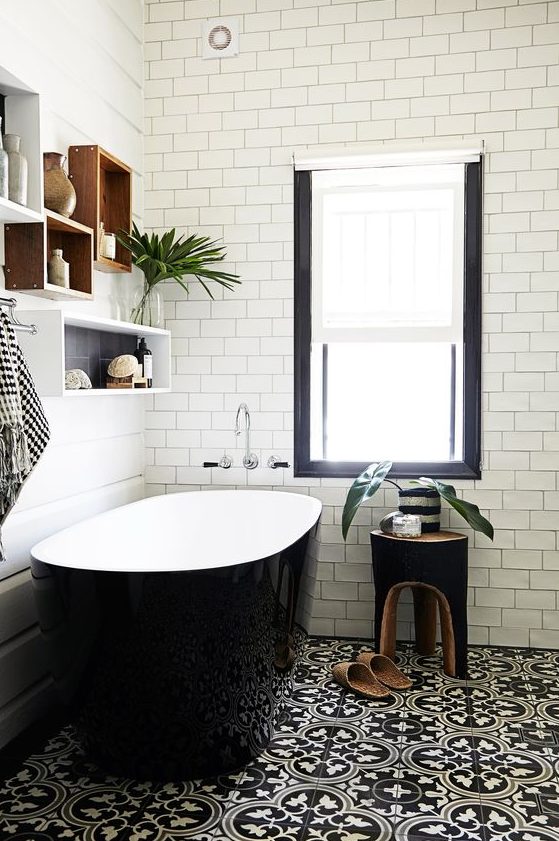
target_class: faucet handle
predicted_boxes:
[267,456,290,469]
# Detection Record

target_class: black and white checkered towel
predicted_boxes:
[0,311,50,560]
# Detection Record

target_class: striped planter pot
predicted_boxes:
[398,488,441,533]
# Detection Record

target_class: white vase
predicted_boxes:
[4,134,27,206]
[0,119,8,200]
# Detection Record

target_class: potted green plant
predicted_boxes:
[117,224,241,326]
[342,461,494,541]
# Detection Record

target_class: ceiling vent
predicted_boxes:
[202,18,239,59]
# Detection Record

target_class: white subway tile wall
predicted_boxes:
[144,0,559,647]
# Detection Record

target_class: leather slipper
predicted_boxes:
[331,661,391,699]
[356,652,412,689]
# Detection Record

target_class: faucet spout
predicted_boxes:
[235,402,250,436]
[234,403,258,469]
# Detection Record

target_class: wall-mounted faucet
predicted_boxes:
[235,403,258,469]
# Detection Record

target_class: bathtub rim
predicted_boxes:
[30,489,322,574]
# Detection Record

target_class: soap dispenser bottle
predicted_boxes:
[135,337,153,388]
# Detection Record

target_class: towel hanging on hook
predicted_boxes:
[0,310,49,562]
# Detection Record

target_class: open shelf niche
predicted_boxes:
[0,65,43,224]
[4,210,93,300]
[17,310,171,397]
[68,145,132,273]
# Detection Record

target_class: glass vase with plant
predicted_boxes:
[117,224,241,327]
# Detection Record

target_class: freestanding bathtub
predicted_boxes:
[30,490,322,780]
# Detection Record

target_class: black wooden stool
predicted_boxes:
[370,530,468,679]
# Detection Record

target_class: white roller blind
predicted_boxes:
[294,142,483,171]
[311,162,466,344]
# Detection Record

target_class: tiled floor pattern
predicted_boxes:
[1,638,558,840]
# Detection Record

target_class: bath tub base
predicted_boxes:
[30,491,321,781]
[77,566,292,779]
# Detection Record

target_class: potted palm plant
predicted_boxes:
[117,224,241,326]
[342,461,494,541]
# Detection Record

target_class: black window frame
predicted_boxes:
[293,160,483,480]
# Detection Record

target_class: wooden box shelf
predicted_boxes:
[4,210,93,300]
[68,145,132,273]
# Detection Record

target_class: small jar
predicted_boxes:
[100,231,116,260]
[48,248,70,288]
[392,514,422,538]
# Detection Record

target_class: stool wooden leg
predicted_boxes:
[445,593,468,679]
[412,588,438,656]
[378,586,400,661]
[437,598,457,678]
[373,579,393,655]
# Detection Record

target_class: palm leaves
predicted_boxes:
[116,223,240,299]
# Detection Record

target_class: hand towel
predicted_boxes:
[0,311,50,560]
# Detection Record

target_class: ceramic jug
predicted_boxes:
[44,152,76,217]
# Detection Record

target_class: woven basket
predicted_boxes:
[398,488,441,533]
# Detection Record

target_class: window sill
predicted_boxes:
[293,459,481,481]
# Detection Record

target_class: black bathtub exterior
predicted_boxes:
[31,534,311,780]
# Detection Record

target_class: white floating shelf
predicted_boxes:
[0,196,42,224]
[18,310,171,397]
[64,312,169,336]
[64,388,168,397]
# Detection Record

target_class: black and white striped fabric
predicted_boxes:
[0,312,50,560]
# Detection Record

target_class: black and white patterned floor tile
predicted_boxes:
[2,638,559,840]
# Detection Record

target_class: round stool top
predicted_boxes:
[371,530,468,542]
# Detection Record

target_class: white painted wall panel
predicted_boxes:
[0,678,55,751]
[0,572,36,647]
[0,0,145,743]
[17,434,144,509]
[3,478,145,579]
[0,629,47,710]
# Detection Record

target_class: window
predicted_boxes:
[294,149,483,479]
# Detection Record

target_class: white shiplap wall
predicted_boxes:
[0,0,145,746]
[144,0,559,649]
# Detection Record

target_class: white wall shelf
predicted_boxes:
[0,66,42,223]
[0,196,42,224]
[18,310,171,397]
[63,388,169,397]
